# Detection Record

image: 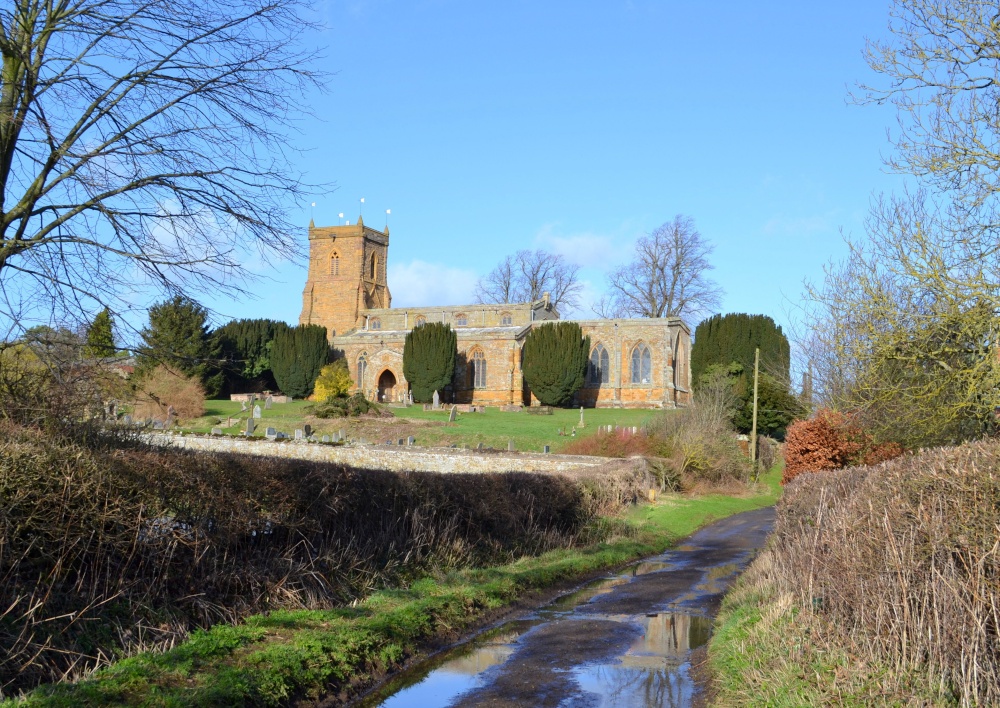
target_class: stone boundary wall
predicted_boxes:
[145,434,630,476]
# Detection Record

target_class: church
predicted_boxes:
[299,218,692,408]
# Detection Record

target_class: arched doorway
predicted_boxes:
[377,369,397,403]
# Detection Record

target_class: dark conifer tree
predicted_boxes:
[213,318,289,392]
[521,322,590,407]
[691,313,790,386]
[270,324,330,399]
[137,296,223,396]
[83,308,116,359]
[403,322,457,403]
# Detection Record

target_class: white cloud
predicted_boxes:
[533,223,635,270]
[387,259,479,307]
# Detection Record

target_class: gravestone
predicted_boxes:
[508,439,515,452]
[265,396,273,410]
[407,436,415,446]
[408,391,414,405]
[245,417,255,435]
[398,438,405,445]
[339,429,346,440]
[303,424,312,437]
[543,445,550,454]
[579,406,585,428]
[322,435,331,443]
[448,405,457,423]
[432,390,440,409]
[240,400,248,412]
[152,420,164,430]
[332,432,340,442]
[253,405,262,419]
[477,442,484,451]
[123,414,133,425]
[265,427,277,438]
[294,429,304,440]
[211,427,223,436]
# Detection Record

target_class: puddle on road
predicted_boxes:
[369,611,712,708]
[362,508,775,708]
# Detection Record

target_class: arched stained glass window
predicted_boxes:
[415,316,426,327]
[357,353,368,388]
[500,313,512,326]
[589,343,609,385]
[470,349,487,389]
[455,313,468,326]
[369,318,381,331]
[631,343,652,384]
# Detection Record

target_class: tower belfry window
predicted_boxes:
[330,252,340,276]
[370,253,378,280]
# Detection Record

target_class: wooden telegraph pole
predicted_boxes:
[750,347,760,474]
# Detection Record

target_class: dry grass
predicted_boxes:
[712,440,1000,706]
[0,422,645,697]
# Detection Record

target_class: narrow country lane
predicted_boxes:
[363,507,775,708]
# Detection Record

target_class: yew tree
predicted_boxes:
[522,322,589,407]
[270,324,329,399]
[403,322,456,403]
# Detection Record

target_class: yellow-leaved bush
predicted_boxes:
[311,359,353,401]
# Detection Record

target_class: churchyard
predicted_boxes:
[184,399,659,453]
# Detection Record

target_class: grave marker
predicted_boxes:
[245,417,255,435]
[448,405,457,422]
[253,405,262,419]
[211,427,223,435]
[432,390,440,409]
[294,429,304,440]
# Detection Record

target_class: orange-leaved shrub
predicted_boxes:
[131,364,206,421]
[783,408,903,484]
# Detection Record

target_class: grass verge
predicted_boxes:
[9,466,781,707]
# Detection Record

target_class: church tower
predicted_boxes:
[299,216,392,337]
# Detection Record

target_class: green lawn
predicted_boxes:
[184,401,662,454]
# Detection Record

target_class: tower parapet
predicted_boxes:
[299,218,391,337]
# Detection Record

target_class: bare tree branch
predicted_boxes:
[475,249,582,313]
[0,0,324,334]
[595,215,722,322]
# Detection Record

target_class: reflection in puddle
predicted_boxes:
[367,508,775,708]
[631,560,673,576]
[372,612,711,708]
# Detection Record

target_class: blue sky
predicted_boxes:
[209,1,907,342]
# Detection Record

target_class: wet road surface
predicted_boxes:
[364,506,774,708]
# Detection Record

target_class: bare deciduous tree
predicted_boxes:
[475,249,582,313]
[0,0,320,331]
[595,215,722,321]
[858,0,1000,212]
[804,190,1000,447]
